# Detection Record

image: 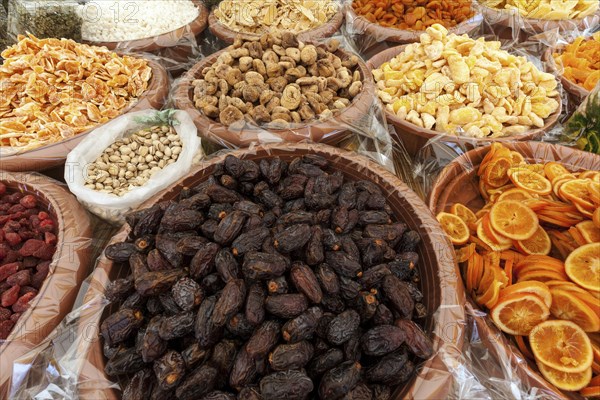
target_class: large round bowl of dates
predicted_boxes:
[173,32,375,148]
[81,143,464,400]
[0,172,93,394]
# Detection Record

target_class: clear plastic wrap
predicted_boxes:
[562,82,600,154]
[172,32,398,173]
[7,143,465,400]
[7,0,83,41]
[65,109,203,224]
[0,171,94,397]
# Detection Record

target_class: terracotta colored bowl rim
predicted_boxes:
[345,3,483,44]
[542,45,591,101]
[78,142,466,400]
[0,56,169,172]
[366,44,563,146]
[0,172,93,393]
[427,141,600,399]
[82,0,208,52]
[172,43,376,148]
[478,3,600,33]
[208,7,344,44]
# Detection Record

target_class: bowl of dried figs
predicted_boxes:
[367,24,562,156]
[208,0,344,45]
[77,142,465,399]
[173,32,375,148]
[0,172,93,395]
[0,36,169,172]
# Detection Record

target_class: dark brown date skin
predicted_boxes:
[245,283,266,326]
[268,340,313,371]
[175,364,218,400]
[242,251,289,280]
[122,368,154,400]
[105,278,133,303]
[212,279,246,327]
[211,339,238,375]
[226,313,255,339]
[214,211,247,245]
[359,264,391,289]
[100,308,144,347]
[245,320,280,359]
[327,309,360,345]
[265,294,308,319]
[171,278,203,311]
[105,242,138,262]
[361,325,406,356]
[201,391,236,400]
[176,236,209,256]
[135,269,185,297]
[382,275,415,318]
[282,306,323,343]
[365,349,408,384]
[305,225,324,266]
[153,350,186,390]
[290,262,323,303]
[229,348,257,390]
[267,276,289,295]
[237,387,262,400]
[129,253,149,280]
[273,223,311,253]
[158,311,195,340]
[195,296,223,349]
[373,304,394,326]
[316,263,340,295]
[160,208,204,232]
[344,329,363,362]
[394,319,433,359]
[190,243,220,280]
[326,251,362,278]
[259,370,314,400]
[232,227,270,256]
[319,361,362,400]
[105,347,145,376]
[181,342,210,369]
[147,249,172,272]
[307,348,344,380]
[342,383,373,400]
[141,316,167,363]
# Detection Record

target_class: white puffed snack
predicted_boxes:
[372,24,560,138]
[80,0,199,42]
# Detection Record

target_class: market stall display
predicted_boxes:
[0,172,93,396]
[174,32,376,148]
[368,24,562,154]
[429,141,600,398]
[208,0,344,45]
[0,36,169,172]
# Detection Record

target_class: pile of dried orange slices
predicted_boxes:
[436,143,600,395]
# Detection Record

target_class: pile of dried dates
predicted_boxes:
[0,183,57,339]
[101,154,433,400]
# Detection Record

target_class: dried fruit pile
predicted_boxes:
[0,184,57,339]
[101,153,432,399]
[0,35,152,152]
[192,32,363,129]
[553,33,600,92]
[436,143,600,394]
[372,24,560,138]
[214,0,338,34]
[480,0,598,20]
[352,0,474,30]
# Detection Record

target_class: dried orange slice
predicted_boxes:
[490,292,550,335]
[477,280,503,309]
[544,162,571,182]
[594,208,600,228]
[517,269,569,283]
[509,151,525,165]
[550,288,600,332]
[581,386,600,398]
[489,200,539,240]
[589,181,600,205]
[497,188,533,202]
[529,320,593,373]
[560,179,595,210]
[565,243,600,293]
[509,168,552,196]
[554,285,600,318]
[484,157,512,188]
[515,226,551,256]
[590,375,600,386]
[577,220,600,243]
[515,335,535,360]
[477,221,512,251]
[437,212,470,245]
[451,203,477,225]
[537,362,592,392]
[498,281,552,308]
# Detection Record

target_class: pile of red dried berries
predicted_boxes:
[0,182,57,340]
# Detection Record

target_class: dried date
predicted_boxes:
[260,370,314,400]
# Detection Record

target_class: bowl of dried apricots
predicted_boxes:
[545,32,600,101]
[429,141,600,398]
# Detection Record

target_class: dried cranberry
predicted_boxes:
[31,268,49,289]
[3,250,21,264]
[1,284,20,307]
[0,320,15,339]
[0,262,20,282]
[8,204,25,214]
[39,219,55,233]
[10,312,21,323]
[38,211,49,220]
[19,195,37,209]
[0,183,6,196]
[0,307,11,321]
[0,216,9,226]
[19,239,45,257]
[22,257,38,268]
[33,244,55,260]
[17,229,35,241]
[6,270,30,287]
[44,232,57,245]
[12,292,35,313]
[5,232,22,247]
[19,286,38,296]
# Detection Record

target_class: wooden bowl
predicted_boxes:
[345,2,483,58]
[208,7,344,45]
[543,45,591,102]
[428,142,600,399]
[0,172,93,396]
[173,44,375,148]
[0,58,169,172]
[479,3,600,36]
[77,142,465,400]
[367,45,562,156]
